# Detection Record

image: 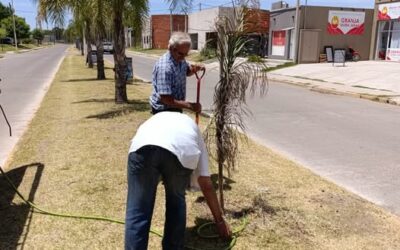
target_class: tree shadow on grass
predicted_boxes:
[0,163,44,250]
[72,98,115,104]
[86,100,150,119]
[61,78,103,83]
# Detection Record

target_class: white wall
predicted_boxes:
[142,17,152,49]
[188,8,219,51]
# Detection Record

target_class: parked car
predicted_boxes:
[103,41,114,54]
[0,37,14,45]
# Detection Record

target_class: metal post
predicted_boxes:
[10,0,18,50]
[293,0,300,63]
[170,8,173,36]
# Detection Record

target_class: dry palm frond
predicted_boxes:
[205,1,268,210]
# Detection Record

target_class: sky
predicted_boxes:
[0,0,375,30]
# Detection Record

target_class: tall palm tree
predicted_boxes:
[112,0,148,103]
[206,1,268,211]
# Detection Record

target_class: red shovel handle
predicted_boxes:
[194,68,206,124]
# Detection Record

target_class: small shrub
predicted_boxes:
[247,55,263,63]
[21,38,34,44]
[199,47,216,60]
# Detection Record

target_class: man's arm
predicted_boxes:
[160,95,201,113]
[198,176,232,239]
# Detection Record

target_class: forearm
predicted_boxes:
[160,96,193,110]
[198,176,224,223]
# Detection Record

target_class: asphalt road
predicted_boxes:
[114,52,400,215]
[0,45,68,166]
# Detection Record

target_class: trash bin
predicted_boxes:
[87,50,97,65]
[91,50,97,64]
[125,57,133,81]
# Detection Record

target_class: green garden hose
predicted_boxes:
[0,166,247,249]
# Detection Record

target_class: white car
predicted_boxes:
[103,42,114,54]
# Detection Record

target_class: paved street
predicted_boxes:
[117,52,400,215]
[0,45,68,167]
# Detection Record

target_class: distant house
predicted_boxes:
[141,14,187,50]
[188,7,270,56]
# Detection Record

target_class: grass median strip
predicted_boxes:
[1,48,400,249]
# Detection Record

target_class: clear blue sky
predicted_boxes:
[1,0,374,30]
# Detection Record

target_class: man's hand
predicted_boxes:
[192,64,205,73]
[216,218,232,240]
[188,64,206,76]
[190,102,202,113]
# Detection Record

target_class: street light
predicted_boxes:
[10,0,18,50]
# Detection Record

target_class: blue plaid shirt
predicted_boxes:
[150,52,189,111]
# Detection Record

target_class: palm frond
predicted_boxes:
[206,5,268,176]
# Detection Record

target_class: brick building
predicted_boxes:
[150,15,187,49]
[188,7,269,56]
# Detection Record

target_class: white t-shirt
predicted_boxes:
[129,112,210,189]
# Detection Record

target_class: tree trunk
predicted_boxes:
[85,23,93,68]
[80,38,84,56]
[113,0,128,103]
[96,39,106,80]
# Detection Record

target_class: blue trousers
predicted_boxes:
[125,145,193,250]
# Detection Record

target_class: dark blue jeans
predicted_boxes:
[125,145,193,250]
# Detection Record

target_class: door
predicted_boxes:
[298,29,321,63]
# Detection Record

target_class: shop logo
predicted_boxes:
[331,16,339,28]
[382,6,388,16]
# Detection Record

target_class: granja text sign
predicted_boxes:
[378,2,400,20]
[327,11,365,35]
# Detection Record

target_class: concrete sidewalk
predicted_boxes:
[268,61,400,106]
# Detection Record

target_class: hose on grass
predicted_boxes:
[0,166,247,249]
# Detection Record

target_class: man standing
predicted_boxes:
[125,112,231,250]
[150,32,205,114]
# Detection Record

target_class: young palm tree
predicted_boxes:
[206,1,268,211]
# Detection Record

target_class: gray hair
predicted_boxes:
[168,32,192,49]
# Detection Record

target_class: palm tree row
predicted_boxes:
[34,0,149,103]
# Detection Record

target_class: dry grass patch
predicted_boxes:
[1,49,400,250]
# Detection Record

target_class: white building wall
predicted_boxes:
[142,17,152,49]
[188,7,236,51]
[188,8,219,51]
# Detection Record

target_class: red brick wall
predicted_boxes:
[152,15,187,49]
[244,9,270,34]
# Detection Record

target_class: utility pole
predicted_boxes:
[293,0,300,63]
[170,8,173,36]
[199,3,202,11]
[10,0,18,50]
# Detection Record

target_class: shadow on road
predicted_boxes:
[0,163,44,250]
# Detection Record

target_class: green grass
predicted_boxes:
[127,47,166,56]
[1,48,400,249]
[0,43,46,53]
[263,62,296,72]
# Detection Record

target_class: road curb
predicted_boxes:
[269,75,400,107]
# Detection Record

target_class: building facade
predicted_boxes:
[188,7,269,56]
[370,0,400,62]
[269,4,374,63]
[141,15,187,49]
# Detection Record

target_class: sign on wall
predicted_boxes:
[327,11,365,35]
[378,2,400,20]
[271,30,286,56]
[386,49,400,62]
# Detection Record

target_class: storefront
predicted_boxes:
[374,1,400,61]
[269,4,374,63]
